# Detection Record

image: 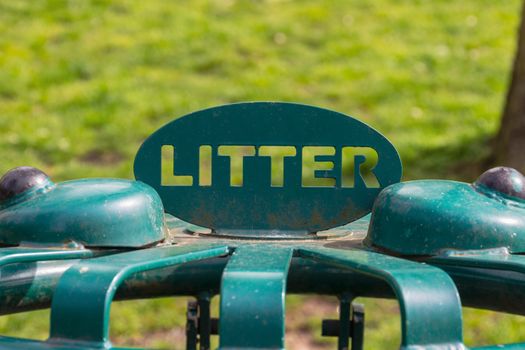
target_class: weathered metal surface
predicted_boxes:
[49,244,229,348]
[366,168,525,255]
[0,168,165,248]
[134,102,402,237]
[298,246,464,350]
[220,246,292,349]
[6,240,525,312]
[2,218,525,349]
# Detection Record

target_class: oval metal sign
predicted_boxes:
[134,102,402,236]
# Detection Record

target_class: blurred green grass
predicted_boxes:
[0,0,524,349]
[0,0,520,181]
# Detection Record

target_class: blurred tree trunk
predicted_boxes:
[493,1,525,173]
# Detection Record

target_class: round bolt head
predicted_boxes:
[475,166,525,201]
[0,166,51,202]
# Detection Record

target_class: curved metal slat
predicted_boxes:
[298,246,465,350]
[430,253,525,350]
[219,245,293,350]
[48,243,230,348]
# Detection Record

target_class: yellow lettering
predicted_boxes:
[258,146,297,187]
[302,146,336,187]
[342,147,380,188]
[218,145,256,187]
[161,145,193,186]
[199,145,212,186]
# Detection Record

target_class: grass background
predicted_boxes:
[0,0,524,349]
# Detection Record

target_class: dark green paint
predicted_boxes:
[0,179,165,248]
[3,231,525,349]
[220,246,292,350]
[367,180,525,255]
[49,244,229,347]
[298,246,464,349]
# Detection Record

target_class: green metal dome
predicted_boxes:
[0,167,165,248]
[366,167,525,255]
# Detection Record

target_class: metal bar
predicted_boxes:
[474,344,525,349]
[338,294,351,350]
[198,293,212,350]
[430,253,525,273]
[210,318,219,335]
[321,319,343,337]
[9,255,525,317]
[219,246,293,350]
[0,256,392,316]
[350,303,364,350]
[298,246,465,350]
[48,243,230,348]
[0,247,92,267]
[186,301,198,350]
[320,300,364,350]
